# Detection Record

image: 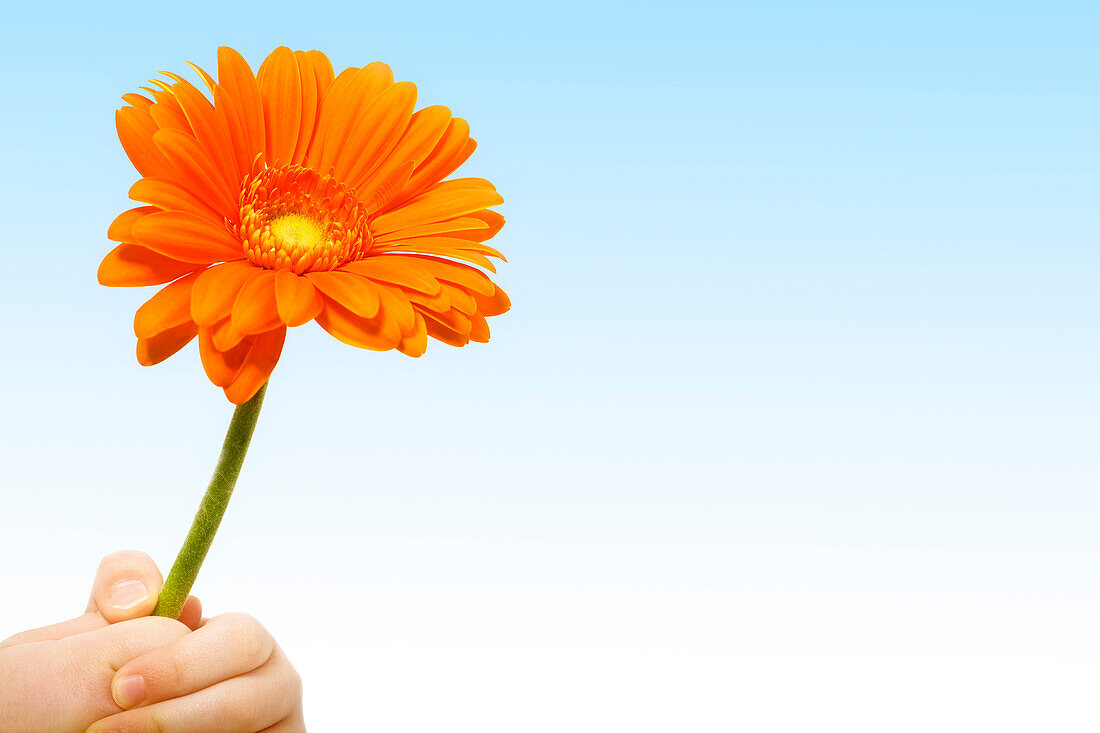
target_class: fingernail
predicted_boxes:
[113,673,145,708]
[108,579,149,610]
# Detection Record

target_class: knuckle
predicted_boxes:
[220,611,258,633]
[219,612,272,663]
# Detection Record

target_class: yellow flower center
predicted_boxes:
[269,213,326,252]
[235,164,373,273]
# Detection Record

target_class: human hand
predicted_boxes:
[0,551,304,733]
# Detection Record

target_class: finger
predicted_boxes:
[0,611,108,648]
[73,615,191,679]
[2,616,190,733]
[7,551,171,647]
[178,595,203,631]
[87,550,164,622]
[90,648,300,733]
[5,550,170,648]
[111,612,274,709]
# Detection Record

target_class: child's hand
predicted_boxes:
[90,609,304,733]
[0,551,305,733]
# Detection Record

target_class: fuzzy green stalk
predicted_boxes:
[153,381,269,618]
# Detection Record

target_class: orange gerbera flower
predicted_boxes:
[100,46,509,404]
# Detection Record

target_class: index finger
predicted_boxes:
[111,612,274,710]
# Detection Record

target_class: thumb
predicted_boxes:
[0,551,164,648]
[86,550,164,623]
[1,552,190,649]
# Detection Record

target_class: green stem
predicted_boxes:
[153,381,269,619]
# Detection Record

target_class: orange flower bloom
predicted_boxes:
[100,46,509,404]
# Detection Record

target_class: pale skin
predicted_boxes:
[0,551,305,733]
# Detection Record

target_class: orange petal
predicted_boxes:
[129,177,223,223]
[99,243,200,287]
[292,51,318,165]
[289,50,329,164]
[335,82,417,187]
[315,298,400,351]
[130,211,244,264]
[190,261,262,326]
[133,271,202,338]
[370,240,498,272]
[383,118,475,211]
[389,254,496,296]
[444,209,506,243]
[360,160,414,214]
[186,58,250,181]
[137,321,198,366]
[121,92,154,110]
[373,216,489,243]
[474,285,511,317]
[469,313,490,343]
[199,326,251,387]
[185,61,218,94]
[212,315,248,351]
[376,284,416,333]
[217,47,265,167]
[403,285,452,314]
[377,235,505,263]
[116,106,175,178]
[159,72,240,196]
[303,67,359,168]
[209,82,254,182]
[418,306,472,337]
[397,312,428,357]
[340,257,441,295]
[311,62,394,173]
[439,283,476,316]
[371,178,502,236]
[353,105,451,192]
[153,128,240,218]
[307,50,336,95]
[224,327,286,404]
[231,269,282,334]
[258,47,302,166]
[274,269,323,327]
[108,206,159,242]
[307,270,380,318]
[420,238,506,260]
[421,310,469,347]
[148,91,191,133]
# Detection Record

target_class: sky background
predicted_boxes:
[0,1,1098,730]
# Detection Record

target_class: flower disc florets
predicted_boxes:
[236,164,373,273]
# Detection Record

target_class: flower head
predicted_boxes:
[100,47,509,403]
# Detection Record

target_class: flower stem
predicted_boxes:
[153,382,269,619]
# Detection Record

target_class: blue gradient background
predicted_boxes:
[1,2,1097,730]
